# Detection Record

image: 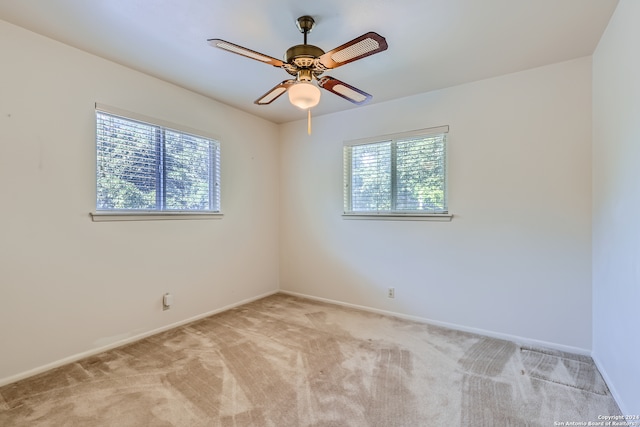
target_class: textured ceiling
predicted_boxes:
[0,0,618,123]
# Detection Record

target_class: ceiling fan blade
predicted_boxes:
[317,76,372,105]
[318,32,388,69]
[208,38,284,67]
[255,80,296,105]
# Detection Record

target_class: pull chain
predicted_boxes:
[307,109,312,135]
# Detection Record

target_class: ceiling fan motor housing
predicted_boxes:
[285,45,325,67]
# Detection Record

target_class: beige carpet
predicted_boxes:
[0,294,621,426]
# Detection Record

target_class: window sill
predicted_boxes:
[90,211,223,222]
[342,213,453,222]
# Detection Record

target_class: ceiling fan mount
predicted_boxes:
[295,15,316,35]
[208,15,388,106]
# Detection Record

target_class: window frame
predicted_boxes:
[343,126,452,221]
[90,103,222,222]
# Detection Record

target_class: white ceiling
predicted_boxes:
[0,0,618,124]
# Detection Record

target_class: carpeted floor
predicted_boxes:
[0,294,621,426]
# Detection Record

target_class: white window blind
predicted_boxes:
[96,108,220,212]
[344,127,448,215]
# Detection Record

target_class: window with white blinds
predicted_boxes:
[344,127,448,215]
[96,108,220,212]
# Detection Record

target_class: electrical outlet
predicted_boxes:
[388,287,395,298]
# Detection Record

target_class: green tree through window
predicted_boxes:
[344,128,447,214]
[96,111,220,212]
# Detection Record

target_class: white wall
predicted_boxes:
[0,20,280,384]
[280,57,593,352]
[592,0,640,415]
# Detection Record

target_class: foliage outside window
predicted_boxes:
[344,127,448,215]
[96,109,220,212]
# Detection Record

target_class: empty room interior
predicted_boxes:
[1,0,639,425]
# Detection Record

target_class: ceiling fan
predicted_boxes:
[207,16,388,110]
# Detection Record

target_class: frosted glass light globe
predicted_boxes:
[288,82,321,109]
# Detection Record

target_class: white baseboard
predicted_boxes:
[0,290,279,388]
[0,288,597,389]
[279,290,636,413]
[591,353,629,415]
[279,290,592,356]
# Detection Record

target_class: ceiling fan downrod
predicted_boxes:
[296,15,315,45]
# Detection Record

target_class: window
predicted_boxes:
[344,126,448,216]
[95,106,220,214]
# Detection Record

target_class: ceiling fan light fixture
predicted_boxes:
[210,15,388,119]
[288,82,321,109]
